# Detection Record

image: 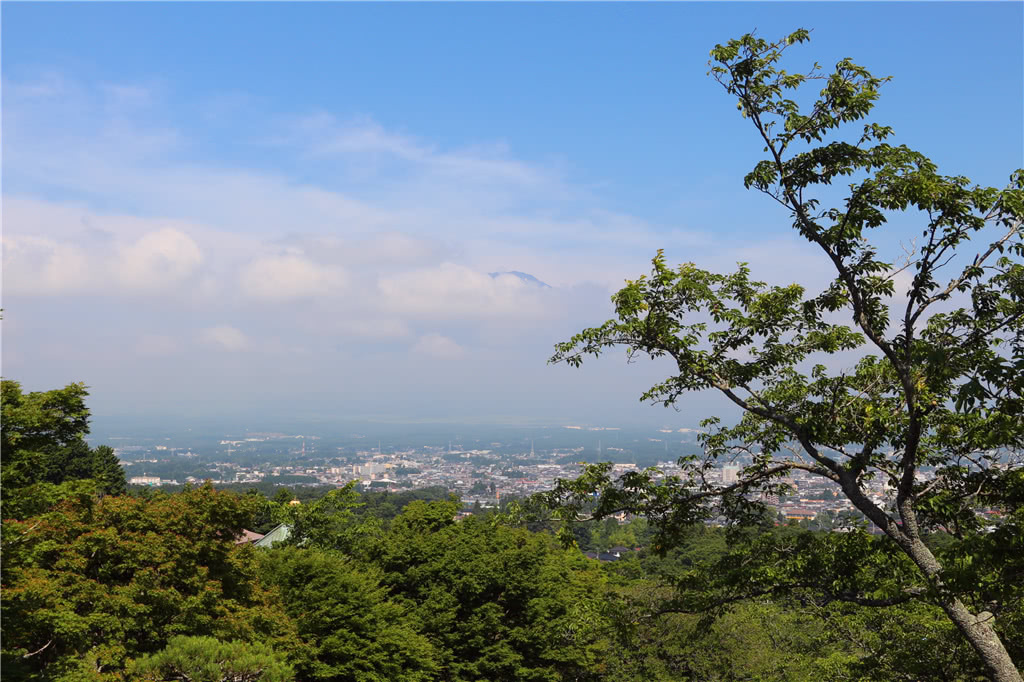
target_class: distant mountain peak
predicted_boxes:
[488,271,551,288]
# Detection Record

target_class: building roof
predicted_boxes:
[253,524,292,548]
[234,529,265,545]
[583,551,621,562]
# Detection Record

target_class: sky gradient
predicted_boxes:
[3,2,1022,426]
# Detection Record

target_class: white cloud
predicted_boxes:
[355,232,443,267]
[273,232,443,269]
[412,332,465,359]
[886,267,916,302]
[200,325,250,352]
[292,114,550,187]
[116,228,203,290]
[2,235,94,295]
[2,226,202,296]
[2,78,690,298]
[238,254,349,301]
[378,263,550,320]
[297,114,427,160]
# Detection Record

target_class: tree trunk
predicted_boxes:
[848,488,1022,681]
[939,597,1022,682]
[903,536,1022,682]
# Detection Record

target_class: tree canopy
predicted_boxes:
[130,636,295,682]
[1,483,293,679]
[1,380,128,519]
[547,28,1023,682]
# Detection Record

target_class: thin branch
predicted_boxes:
[912,218,1023,325]
[653,583,814,615]
[23,639,53,658]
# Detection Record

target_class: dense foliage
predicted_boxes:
[1,483,295,679]
[2,381,127,519]
[10,476,1017,680]
[3,402,1018,682]
[130,636,295,682]
[3,453,1020,679]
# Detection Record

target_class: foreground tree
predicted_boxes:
[131,636,295,682]
[1,380,127,518]
[548,30,1023,681]
[260,547,438,682]
[370,501,609,682]
[1,483,294,679]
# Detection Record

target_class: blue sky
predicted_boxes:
[3,2,1022,426]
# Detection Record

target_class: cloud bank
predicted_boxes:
[1,75,845,423]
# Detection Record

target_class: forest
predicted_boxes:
[2,378,1021,681]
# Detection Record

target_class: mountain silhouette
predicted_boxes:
[488,271,551,288]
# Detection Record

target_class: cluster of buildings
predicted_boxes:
[128,475,180,486]
[118,432,997,537]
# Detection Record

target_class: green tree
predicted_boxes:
[131,636,295,682]
[354,486,451,522]
[246,488,280,534]
[830,600,994,681]
[260,547,438,682]
[547,29,1022,681]
[272,487,296,506]
[1,380,127,518]
[1,483,296,679]
[284,482,383,555]
[371,502,607,682]
[90,445,128,497]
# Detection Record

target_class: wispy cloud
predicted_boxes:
[200,325,250,352]
[412,332,465,359]
[238,255,349,301]
[378,264,551,320]
[287,112,554,190]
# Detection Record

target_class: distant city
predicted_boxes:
[93,420,924,528]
